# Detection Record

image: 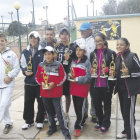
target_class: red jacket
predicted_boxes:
[69,56,91,98]
[35,60,66,98]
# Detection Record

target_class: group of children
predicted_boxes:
[0,22,140,140]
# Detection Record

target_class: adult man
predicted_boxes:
[75,22,96,123]
[40,27,56,48]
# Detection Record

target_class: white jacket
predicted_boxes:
[0,47,20,88]
[75,36,96,59]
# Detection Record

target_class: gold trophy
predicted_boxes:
[108,54,116,80]
[120,55,130,78]
[5,62,12,75]
[91,53,98,78]
[69,64,75,82]
[63,44,70,65]
[42,66,49,89]
[100,58,108,78]
[27,56,32,72]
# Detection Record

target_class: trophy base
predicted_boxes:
[121,75,130,78]
[68,78,75,82]
[27,70,32,72]
[91,75,98,78]
[100,75,108,78]
[108,77,116,81]
[63,61,68,65]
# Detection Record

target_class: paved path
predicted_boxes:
[0,72,140,140]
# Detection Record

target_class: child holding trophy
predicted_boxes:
[56,28,76,121]
[68,40,91,137]
[0,33,20,134]
[115,38,140,140]
[20,31,45,130]
[90,33,116,133]
[35,46,71,140]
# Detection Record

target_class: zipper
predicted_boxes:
[98,49,102,87]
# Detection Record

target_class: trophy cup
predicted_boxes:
[108,54,116,80]
[100,58,108,78]
[42,66,49,89]
[5,62,12,75]
[120,55,130,78]
[91,53,98,78]
[63,44,70,65]
[68,64,75,82]
[27,56,32,72]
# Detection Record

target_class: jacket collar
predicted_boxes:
[74,55,87,63]
[27,45,42,51]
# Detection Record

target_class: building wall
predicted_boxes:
[75,15,140,57]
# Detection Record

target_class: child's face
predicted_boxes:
[116,39,129,53]
[59,32,69,43]
[29,36,39,47]
[45,30,55,43]
[95,36,105,49]
[76,47,85,59]
[0,37,7,52]
[44,51,54,63]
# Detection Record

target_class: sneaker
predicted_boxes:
[22,123,34,130]
[100,126,108,133]
[91,115,97,123]
[74,129,82,137]
[46,128,57,136]
[65,134,71,140]
[117,132,127,139]
[94,124,101,131]
[3,124,13,134]
[36,123,44,129]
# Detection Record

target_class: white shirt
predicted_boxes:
[0,47,20,88]
[75,36,96,59]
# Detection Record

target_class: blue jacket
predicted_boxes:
[20,45,44,85]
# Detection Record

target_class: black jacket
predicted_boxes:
[56,42,76,74]
[115,50,140,96]
[90,47,116,92]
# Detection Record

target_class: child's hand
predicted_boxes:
[42,82,46,89]
[25,71,33,76]
[4,76,13,84]
[48,82,55,90]
[64,54,70,61]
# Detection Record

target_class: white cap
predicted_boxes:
[28,31,40,39]
[76,39,86,50]
[44,46,54,52]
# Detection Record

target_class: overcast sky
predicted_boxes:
[0,0,112,25]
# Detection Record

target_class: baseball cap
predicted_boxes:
[59,28,70,35]
[28,31,40,39]
[43,46,54,53]
[76,39,86,51]
[79,22,92,31]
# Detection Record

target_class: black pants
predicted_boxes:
[90,87,112,129]
[118,87,137,139]
[23,85,44,124]
[72,96,87,129]
[42,97,70,136]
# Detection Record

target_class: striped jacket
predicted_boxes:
[115,50,140,96]
[35,60,66,98]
